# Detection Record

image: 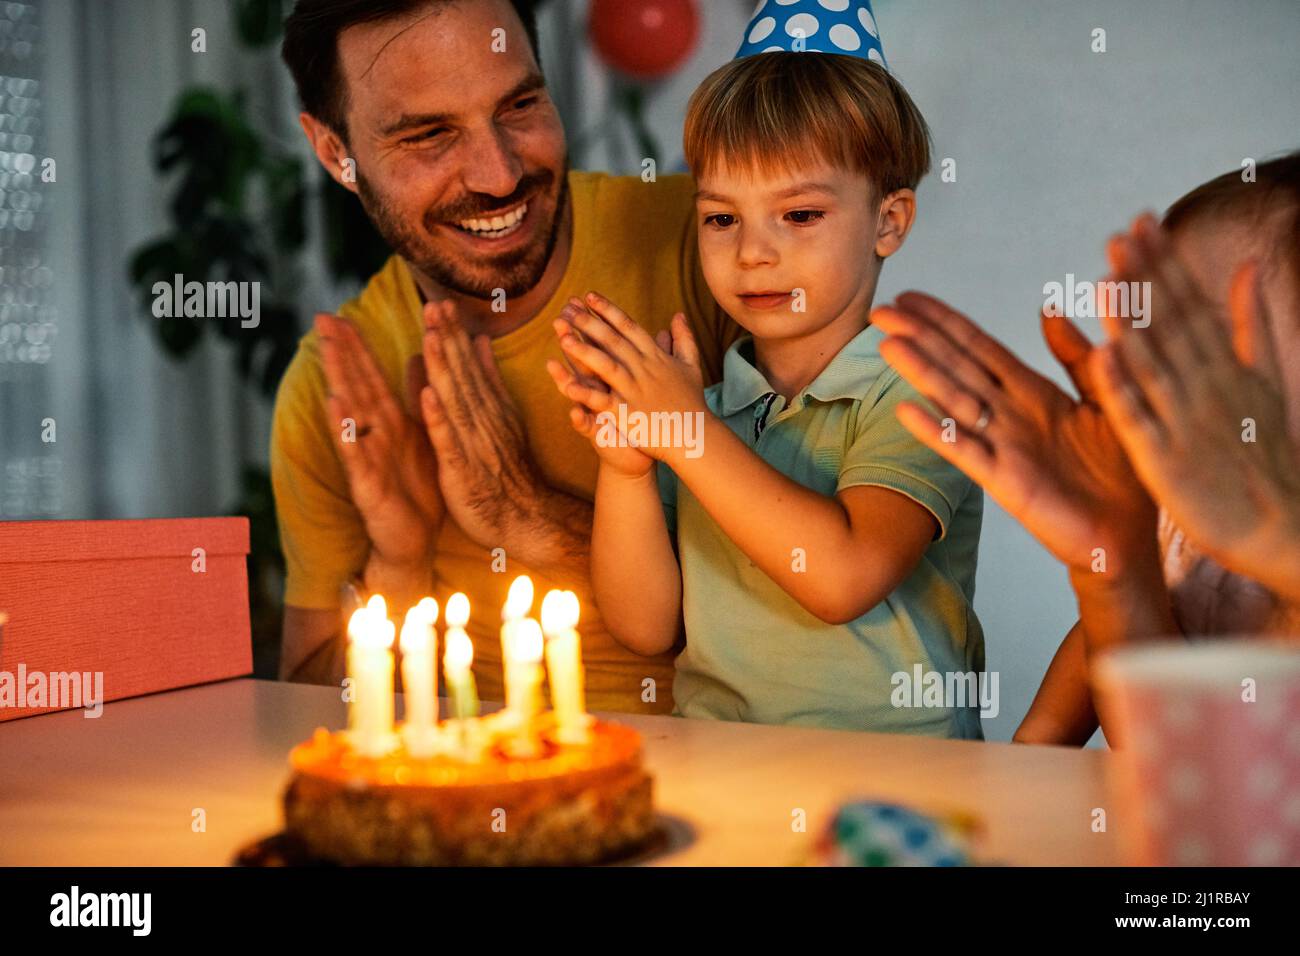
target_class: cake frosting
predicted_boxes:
[282,714,655,865]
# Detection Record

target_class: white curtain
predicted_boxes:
[33,0,287,521]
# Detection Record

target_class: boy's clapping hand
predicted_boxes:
[544,292,690,475]
[548,291,709,466]
[546,298,654,478]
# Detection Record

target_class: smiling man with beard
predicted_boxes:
[271,0,738,712]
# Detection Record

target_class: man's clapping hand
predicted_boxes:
[316,312,445,569]
[418,299,592,571]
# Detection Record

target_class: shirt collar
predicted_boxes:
[718,324,889,416]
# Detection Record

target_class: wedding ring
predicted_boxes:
[973,402,992,434]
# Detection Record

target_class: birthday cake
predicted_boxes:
[282,714,655,866]
[276,581,656,866]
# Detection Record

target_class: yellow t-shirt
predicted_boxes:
[270,170,739,714]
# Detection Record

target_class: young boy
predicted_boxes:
[547,32,986,736]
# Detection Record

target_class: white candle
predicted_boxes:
[443,593,478,722]
[501,575,536,723]
[542,589,590,743]
[506,617,545,725]
[347,594,397,758]
[345,606,368,739]
[500,574,534,662]
[400,597,439,757]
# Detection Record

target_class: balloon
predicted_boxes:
[588,0,700,81]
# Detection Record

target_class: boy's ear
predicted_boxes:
[874,188,917,259]
[300,111,359,196]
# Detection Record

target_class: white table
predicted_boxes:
[0,678,1124,865]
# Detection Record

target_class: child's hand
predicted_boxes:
[546,300,654,478]
[546,357,655,478]
[557,291,707,463]
[1092,215,1300,600]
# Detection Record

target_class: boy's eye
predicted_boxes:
[704,213,735,228]
[786,209,825,225]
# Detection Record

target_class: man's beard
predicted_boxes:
[355,163,569,300]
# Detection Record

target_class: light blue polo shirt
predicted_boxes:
[659,324,986,738]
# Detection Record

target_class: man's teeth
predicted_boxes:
[455,203,528,237]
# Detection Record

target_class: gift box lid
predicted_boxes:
[0,517,250,564]
[0,518,254,718]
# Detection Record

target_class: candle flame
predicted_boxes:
[346,606,369,643]
[541,589,580,634]
[512,618,544,663]
[346,595,395,649]
[503,575,534,620]
[414,596,439,625]
[349,606,396,650]
[400,600,436,652]
[446,592,470,629]
[377,617,396,650]
[445,627,474,669]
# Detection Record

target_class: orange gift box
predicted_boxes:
[0,517,252,721]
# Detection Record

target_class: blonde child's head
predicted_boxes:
[683,52,931,340]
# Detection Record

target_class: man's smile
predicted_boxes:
[451,200,530,240]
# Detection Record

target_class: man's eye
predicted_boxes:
[511,96,539,112]
[403,128,448,145]
[704,214,735,228]
[786,210,825,225]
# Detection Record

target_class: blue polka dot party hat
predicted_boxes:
[735,0,886,68]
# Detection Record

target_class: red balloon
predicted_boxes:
[589,0,700,81]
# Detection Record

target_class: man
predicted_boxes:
[272,0,737,712]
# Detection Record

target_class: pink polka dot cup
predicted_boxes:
[1094,639,1300,866]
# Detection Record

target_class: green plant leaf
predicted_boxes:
[320,177,391,284]
[232,0,285,47]
[155,88,263,221]
[264,155,306,251]
[157,312,206,357]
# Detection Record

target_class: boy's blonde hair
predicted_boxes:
[683,52,932,197]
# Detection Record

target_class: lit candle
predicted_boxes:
[500,574,534,661]
[542,589,591,743]
[442,593,478,722]
[345,606,368,740]
[346,594,397,758]
[400,597,439,757]
[501,576,536,723]
[506,618,545,723]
